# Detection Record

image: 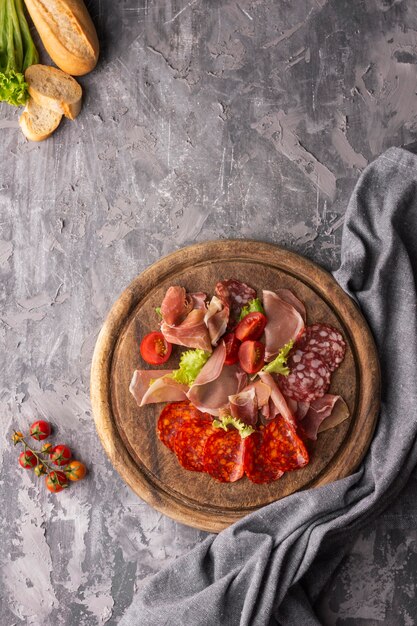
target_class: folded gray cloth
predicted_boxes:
[119,147,417,626]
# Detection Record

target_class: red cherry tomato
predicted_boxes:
[45,471,68,493]
[30,420,51,441]
[238,340,265,374]
[50,444,72,466]
[140,331,173,365]
[223,333,240,365]
[18,450,37,469]
[235,312,267,342]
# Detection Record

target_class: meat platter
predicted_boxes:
[90,240,380,532]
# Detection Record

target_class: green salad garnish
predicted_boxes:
[212,414,255,439]
[170,349,211,386]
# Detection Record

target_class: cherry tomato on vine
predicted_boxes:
[30,420,51,441]
[235,312,267,342]
[45,471,68,493]
[18,450,37,469]
[223,333,240,365]
[140,331,172,365]
[50,444,72,466]
[238,340,265,374]
[65,460,87,482]
[34,464,47,477]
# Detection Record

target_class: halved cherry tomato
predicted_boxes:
[140,331,172,365]
[238,340,265,374]
[235,312,267,342]
[223,332,240,365]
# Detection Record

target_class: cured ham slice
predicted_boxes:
[261,397,280,422]
[191,292,208,310]
[258,371,297,428]
[299,394,349,440]
[161,309,212,353]
[245,380,271,409]
[228,386,258,426]
[275,288,307,323]
[204,296,229,345]
[263,290,305,361]
[215,279,257,329]
[187,343,246,416]
[129,370,188,406]
[160,286,193,326]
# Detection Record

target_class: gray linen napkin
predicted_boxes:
[119,147,417,626]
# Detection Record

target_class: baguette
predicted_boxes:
[25,64,82,120]
[23,0,99,76]
[19,98,62,141]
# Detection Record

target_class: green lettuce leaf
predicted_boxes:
[212,415,255,439]
[0,0,39,106]
[0,70,28,106]
[170,349,211,386]
[239,298,264,320]
[261,339,294,376]
[155,306,162,318]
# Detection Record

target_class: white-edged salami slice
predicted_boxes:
[298,323,346,372]
[278,349,331,402]
[215,279,256,329]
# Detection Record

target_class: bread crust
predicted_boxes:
[25,65,82,120]
[19,100,62,141]
[24,0,99,76]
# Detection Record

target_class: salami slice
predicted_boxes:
[278,349,331,402]
[244,431,284,484]
[298,323,346,372]
[215,279,257,329]
[173,419,216,471]
[262,416,309,471]
[203,430,245,482]
[157,402,211,452]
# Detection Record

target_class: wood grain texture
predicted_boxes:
[91,240,380,532]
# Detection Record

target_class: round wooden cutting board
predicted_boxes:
[90,240,380,532]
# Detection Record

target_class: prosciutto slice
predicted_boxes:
[228,387,258,426]
[160,286,193,326]
[261,397,280,422]
[263,290,305,361]
[246,380,271,408]
[275,288,307,323]
[129,370,188,406]
[258,371,297,428]
[191,292,208,310]
[161,309,212,352]
[300,394,350,440]
[187,343,246,416]
[204,296,229,346]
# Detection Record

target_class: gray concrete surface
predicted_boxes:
[1,0,417,624]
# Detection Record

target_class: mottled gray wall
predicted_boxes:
[1,0,417,624]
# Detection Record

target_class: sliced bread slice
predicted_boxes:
[25,64,82,120]
[19,98,62,141]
